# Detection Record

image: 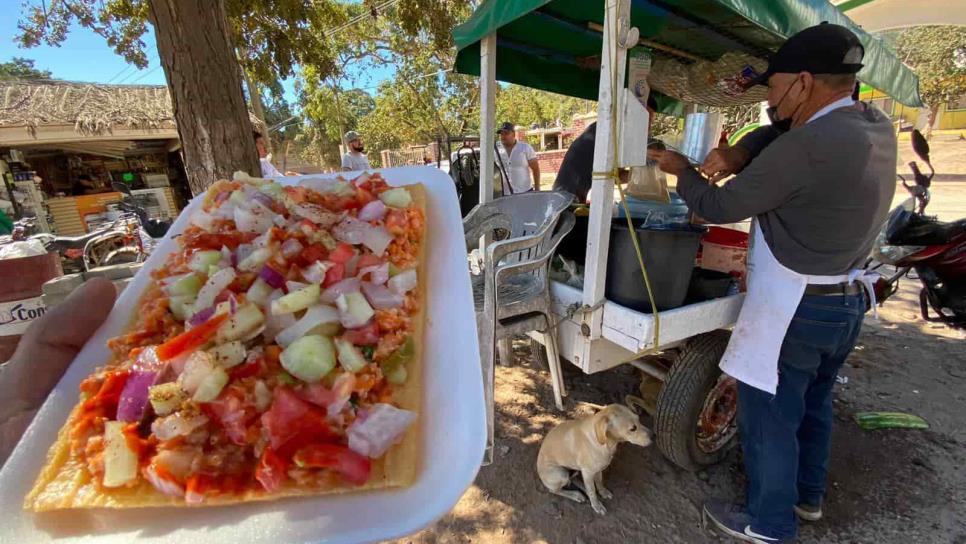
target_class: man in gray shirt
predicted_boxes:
[653,23,896,543]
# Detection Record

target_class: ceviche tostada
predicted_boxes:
[25,172,426,511]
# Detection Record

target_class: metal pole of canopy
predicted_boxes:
[576,0,628,367]
[479,33,497,204]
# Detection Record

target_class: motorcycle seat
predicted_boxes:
[887,211,966,246]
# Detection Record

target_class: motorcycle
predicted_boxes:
[868,129,966,329]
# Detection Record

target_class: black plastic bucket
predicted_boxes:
[606,222,706,313]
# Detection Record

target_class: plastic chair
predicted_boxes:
[463,191,575,464]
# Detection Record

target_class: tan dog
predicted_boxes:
[537,404,652,515]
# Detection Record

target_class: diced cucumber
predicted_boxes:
[149,382,187,416]
[166,274,203,298]
[208,264,222,277]
[280,334,336,383]
[277,371,299,386]
[208,341,246,368]
[311,322,343,337]
[229,190,247,206]
[378,187,412,208]
[271,283,321,315]
[335,292,375,328]
[168,296,195,322]
[316,230,338,251]
[335,338,368,373]
[102,421,138,487]
[190,250,223,273]
[238,247,273,272]
[246,278,273,306]
[388,262,402,277]
[192,366,229,402]
[260,183,283,197]
[216,303,265,343]
[384,364,408,385]
[179,352,217,394]
[379,336,414,385]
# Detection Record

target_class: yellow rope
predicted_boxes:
[587,5,661,363]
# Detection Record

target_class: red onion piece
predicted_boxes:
[188,305,216,327]
[301,261,330,284]
[116,370,157,422]
[347,403,417,458]
[358,263,389,285]
[352,173,371,187]
[252,191,276,209]
[333,217,393,256]
[358,200,387,222]
[259,265,287,289]
[281,238,303,259]
[321,277,361,304]
[361,281,404,309]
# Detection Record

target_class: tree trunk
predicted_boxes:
[149,0,260,195]
[242,65,271,154]
[925,103,941,140]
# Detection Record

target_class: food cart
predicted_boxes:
[452,0,922,469]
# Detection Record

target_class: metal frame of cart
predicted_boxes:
[453,0,922,469]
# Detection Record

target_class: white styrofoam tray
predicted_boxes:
[0,166,484,544]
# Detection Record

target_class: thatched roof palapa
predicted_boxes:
[0,80,264,139]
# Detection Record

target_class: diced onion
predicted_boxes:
[292,203,343,227]
[190,210,215,230]
[326,373,356,418]
[145,464,185,497]
[188,305,216,327]
[151,412,209,441]
[252,191,276,209]
[388,269,417,295]
[358,200,387,222]
[238,247,272,272]
[358,263,389,285]
[274,304,340,347]
[361,282,404,309]
[321,277,361,304]
[333,217,393,256]
[194,268,236,313]
[301,261,330,284]
[347,404,417,458]
[281,238,303,259]
[285,280,308,293]
[234,201,275,233]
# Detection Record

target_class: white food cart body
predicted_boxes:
[477,0,742,374]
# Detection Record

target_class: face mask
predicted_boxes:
[766,77,804,133]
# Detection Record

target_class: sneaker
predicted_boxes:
[794,501,823,522]
[702,500,796,543]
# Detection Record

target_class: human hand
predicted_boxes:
[1,277,116,464]
[700,146,751,183]
[650,150,692,177]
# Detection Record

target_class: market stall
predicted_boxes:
[453,0,921,469]
[0,81,189,235]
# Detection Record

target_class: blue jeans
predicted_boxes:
[738,293,865,539]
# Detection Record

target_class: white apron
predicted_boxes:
[719,220,877,394]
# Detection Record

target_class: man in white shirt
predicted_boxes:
[495,122,540,194]
[341,131,371,172]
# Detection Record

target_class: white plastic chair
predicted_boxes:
[463,191,575,464]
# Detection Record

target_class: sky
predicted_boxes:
[0,9,395,106]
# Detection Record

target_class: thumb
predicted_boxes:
[9,277,117,404]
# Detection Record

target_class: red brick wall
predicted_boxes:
[536,149,568,175]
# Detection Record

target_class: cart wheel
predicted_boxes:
[654,330,738,471]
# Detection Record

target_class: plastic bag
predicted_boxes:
[625,163,669,203]
[0,239,47,260]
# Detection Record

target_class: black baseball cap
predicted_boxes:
[748,22,864,88]
[497,121,515,133]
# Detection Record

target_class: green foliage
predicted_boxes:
[0,57,52,80]
[895,26,966,111]
[495,85,594,129]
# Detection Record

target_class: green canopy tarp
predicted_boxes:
[453,0,922,109]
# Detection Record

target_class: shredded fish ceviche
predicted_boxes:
[71,172,423,502]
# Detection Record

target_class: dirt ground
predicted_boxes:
[398,140,966,544]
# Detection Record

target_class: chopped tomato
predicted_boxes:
[342,321,380,346]
[384,209,409,235]
[293,444,371,485]
[260,388,336,456]
[296,383,337,408]
[297,243,328,267]
[323,263,345,287]
[328,243,356,264]
[355,186,375,207]
[356,254,383,269]
[182,230,257,251]
[255,448,288,492]
[228,357,264,381]
[77,370,131,424]
[155,314,228,360]
[203,387,257,445]
[283,186,308,203]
